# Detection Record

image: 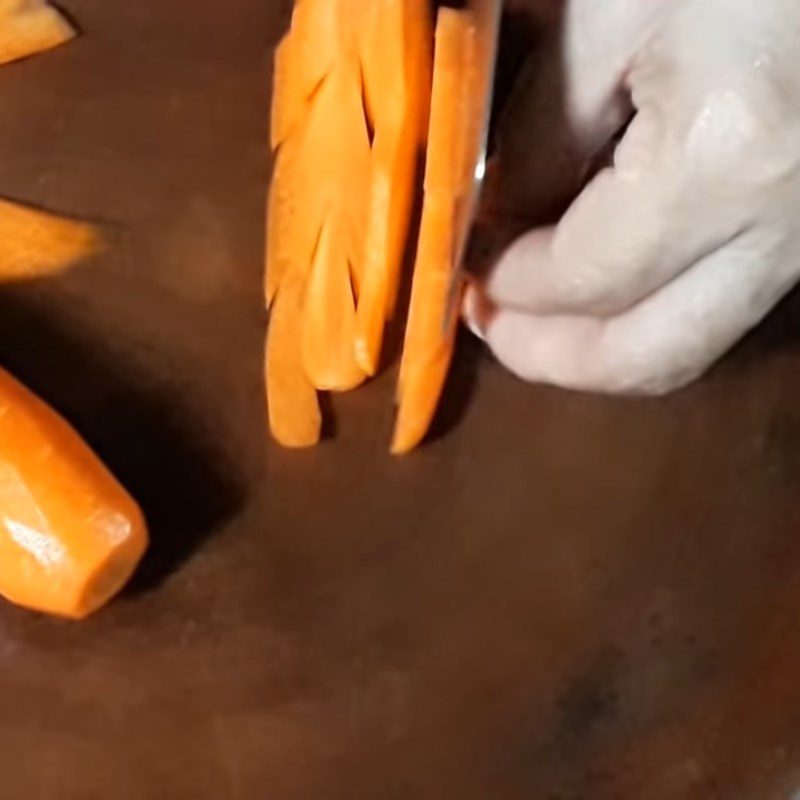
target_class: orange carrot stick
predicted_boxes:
[392,8,473,455]
[302,217,365,392]
[270,32,305,152]
[0,0,75,66]
[0,367,148,618]
[295,61,371,293]
[0,198,99,282]
[354,0,432,376]
[267,274,322,447]
[265,126,307,308]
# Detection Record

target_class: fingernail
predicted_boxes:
[462,286,488,342]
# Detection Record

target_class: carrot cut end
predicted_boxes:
[0,367,148,619]
[0,199,100,282]
[0,0,75,66]
[391,8,472,454]
[302,218,366,392]
[267,276,322,448]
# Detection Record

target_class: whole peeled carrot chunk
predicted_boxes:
[0,367,148,618]
[0,0,75,66]
[392,8,473,455]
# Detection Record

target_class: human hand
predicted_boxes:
[466,0,800,395]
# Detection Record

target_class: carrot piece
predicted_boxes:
[295,62,371,292]
[421,11,472,198]
[290,0,341,99]
[270,32,305,152]
[267,274,322,448]
[265,127,308,308]
[302,217,365,392]
[406,0,433,149]
[354,0,432,375]
[0,0,75,66]
[392,8,473,455]
[384,0,432,313]
[267,13,365,306]
[0,367,148,618]
[0,198,99,281]
[392,197,459,454]
[267,47,370,305]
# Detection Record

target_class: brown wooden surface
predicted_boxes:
[2,2,800,798]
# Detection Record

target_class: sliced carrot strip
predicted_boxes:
[290,0,341,100]
[270,32,305,152]
[0,366,148,619]
[0,0,75,66]
[266,7,370,307]
[295,62,371,292]
[406,0,433,149]
[266,1,373,446]
[302,216,365,392]
[0,198,99,281]
[354,0,432,375]
[267,274,322,448]
[392,8,473,455]
[392,197,459,454]
[422,11,472,198]
[265,126,307,308]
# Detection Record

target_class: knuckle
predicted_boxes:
[684,88,785,181]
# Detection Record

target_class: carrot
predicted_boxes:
[289,0,340,100]
[269,32,304,152]
[266,0,437,446]
[302,217,365,392]
[0,198,99,281]
[266,1,372,429]
[265,123,308,308]
[391,8,473,455]
[266,274,322,448]
[354,0,432,376]
[0,0,75,65]
[0,367,148,618]
[293,60,371,295]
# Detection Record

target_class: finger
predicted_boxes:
[483,100,755,318]
[476,230,794,395]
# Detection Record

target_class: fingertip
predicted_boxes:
[483,307,606,391]
[482,227,557,311]
[461,285,493,342]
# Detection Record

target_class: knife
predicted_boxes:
[443,0,503,330]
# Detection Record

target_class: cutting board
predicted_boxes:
[0,2,799,797]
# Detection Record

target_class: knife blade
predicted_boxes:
[443,0,503,330]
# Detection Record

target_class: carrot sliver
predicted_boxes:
[267,274,322,448]
[0,366,148,619]
[265,128,307,308]
[302,217,366,392]
[295,62,371,292]
[422,11,472,198]
[0,199,99,282]
[353,0,432,375]
[392,8,472,454]
[290,0,341,99]
[0,0,75,66]
[270,32,306,151]
[354,123,418,375]
[392,198,458,454]
[407,0,433,148]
